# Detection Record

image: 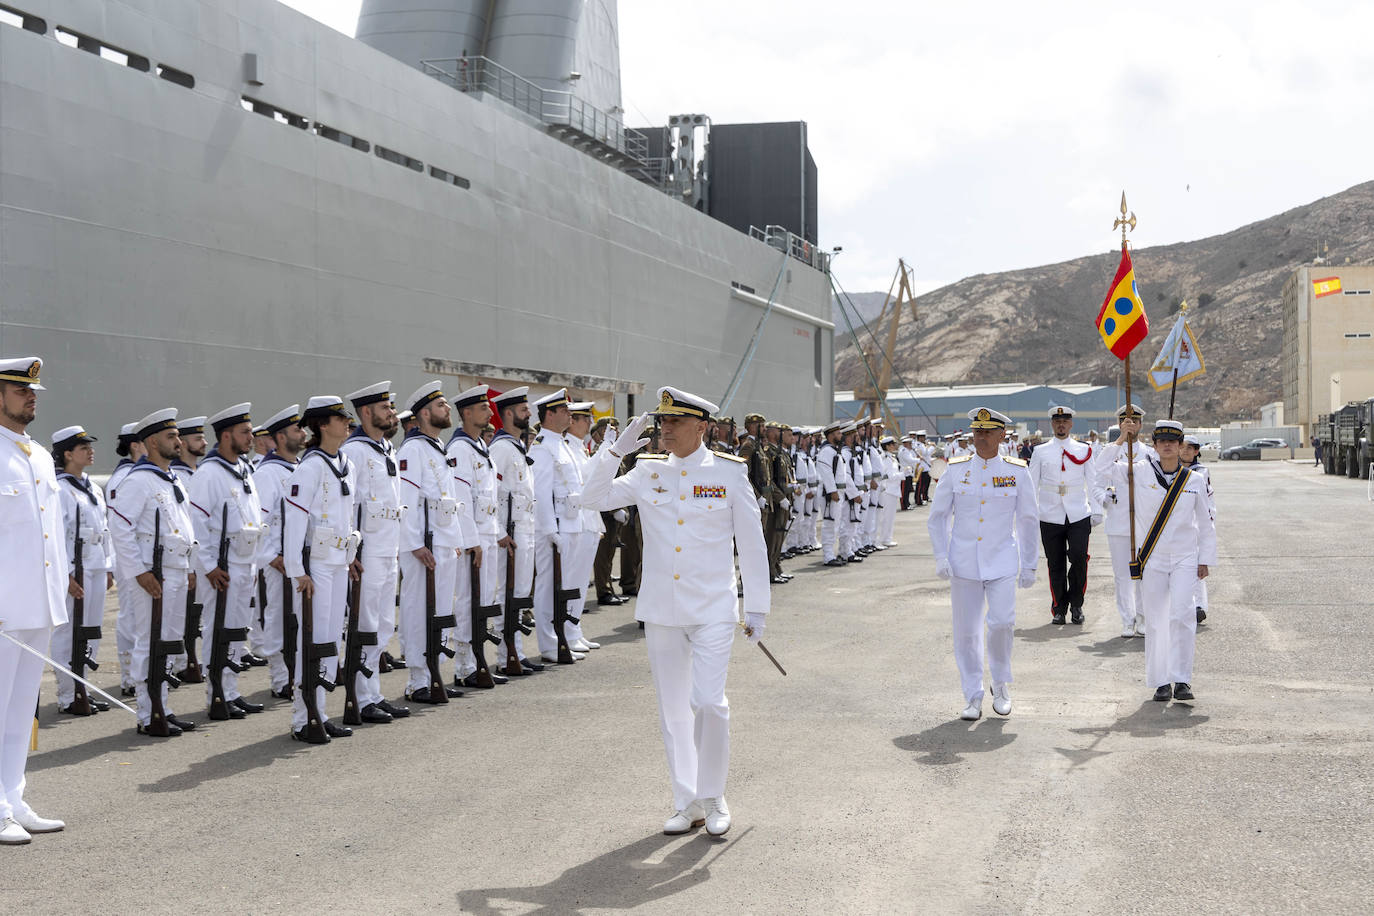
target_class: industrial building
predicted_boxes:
[1281,264,1374,434]
[834,383,1121,437]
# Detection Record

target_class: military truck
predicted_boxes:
[1323,399,1373,479]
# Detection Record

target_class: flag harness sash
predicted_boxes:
[1128,464,1191,580]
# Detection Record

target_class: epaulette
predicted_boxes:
[534,434,545,444]
[948,455,973,464]
[1002,456,1028,467]
[713,450,746,463]
[638,453,668,460]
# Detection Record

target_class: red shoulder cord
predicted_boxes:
[1062,444,1093,471]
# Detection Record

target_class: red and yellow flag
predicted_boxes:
[1095,246,1149,360]
[1313,276,1342,298]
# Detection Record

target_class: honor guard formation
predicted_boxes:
[0,355,1217,845]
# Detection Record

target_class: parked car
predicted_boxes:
[1220,438,1288,460]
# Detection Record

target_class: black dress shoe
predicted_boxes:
[621,589,638,597]
[824,558,845,567]
[166,713,198,731]
[597,595,624,606]
[520,657,546,672]
[323,721,353,738]
[91,698,111,712]
[1172,683,1194,701]
[59,703,97,717]
[1051,612,1067,625]
[1196,607,1207,624]
[270,686,294,700]
[239,653,269,667]
[232,697,266,714]
[846,555,863,563]
[378,699,410,718]
[137,722,182,737]
[406,687,442,704]
[359,703,393,724]
[378,652,398,673]
[209,701,246,720]
[1153,685,1173,702]
[121,686,136,698]
[461,673,496,689]
[445,685,463,697]
[1070,608,1084,625]
[291,727,329,744]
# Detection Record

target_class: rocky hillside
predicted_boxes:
[834,181,1374,424]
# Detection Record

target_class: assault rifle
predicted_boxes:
[281,497,297,695]
[207,503,248,720]
[501,493,533,677]
[550,536,581,665]
[341,504,374,725]
[422,500,456,703]
[145,508,183,736]
[67,504,99,716]
[468,548,501,688]
[297,545,333,742]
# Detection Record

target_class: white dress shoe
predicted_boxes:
[703,797,731,836]
[540,651,586,663]
[1133,613,1146,637]
[13,810,64,833]
[573,639,601,651]
[663,800,706,835]
[1120,623,1136,638]
[0,817,32,845]
[960,700,982,721]
[991,684,1012,717]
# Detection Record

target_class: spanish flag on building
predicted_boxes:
[1312,276,1342,298]
[1095,245,1150,360]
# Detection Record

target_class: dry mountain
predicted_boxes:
[834,181,1374,424]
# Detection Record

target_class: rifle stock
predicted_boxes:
[145,508,182,736]
[66,504,96,715]
[207,502,247,720]
[422,500,455,703]
[297,545,330,742]
[342,504,373,725]
[501,493,533,677]
[468,549,501,688]
[550,538,581,665]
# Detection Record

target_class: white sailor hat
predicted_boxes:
[177,415,206,436]
[957,429,970,438]
[397,409,414,423]
[791,425,804,434]
[915,429,928,437]
[209,403,252,435]
[967,407,1011,430]
[453,384,490,410]
[943,433,956,440]
[871,418,886,428]
[1117,402,1144,420]
[823,420,847,434]
[1183,434,1201,447]
[492,387,529,408]
[252,425,269,437]
[347,381,392,409]
[533,388,569,410]
[51,425,96,450]
[0,356,44,390]
[302,396,349,422]
[652,386,718,421]
[116,422,140,456]
[406,381,444,415]
[880,435,896,446]
[137,408,178,440]
[568,400,596,416]
[264,405,301,435]
[1048,405,1076,419]
[1151,419,1185,441]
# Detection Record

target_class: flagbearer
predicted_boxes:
[1028,406,1100,624]
[1092,404,1153,638]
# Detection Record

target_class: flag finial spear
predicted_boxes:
[1113,191,1137,246]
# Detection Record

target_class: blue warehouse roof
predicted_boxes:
[834,383,1121,436]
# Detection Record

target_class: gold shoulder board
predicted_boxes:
[713,450,746,463]
[638,453,668,460]
[949,455,973,464]
[1002,456,1027,467]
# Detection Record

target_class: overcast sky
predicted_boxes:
[283,1,1374,294]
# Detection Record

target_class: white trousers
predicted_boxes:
[533,534,583,655]
[839,504,861,557]
[863,495,880,545]
[949,575,1016,705]
[1107,534,1143,628]
[199,560,256,705]
[0,626,52,822]
[1141,555,1199,688]
[1193,577,1209,612]
[399,547,458,693]
[820,499,840,562]
[879,497,898,545]
[356,553,398,706]
[130,568,189,726]
[114,572,138,689]
[644,620,735,811]
[52,566,107,706]
[292,561,348,729]
[257,566,293,691]
[453,539,496,678]
[571,530,597,636]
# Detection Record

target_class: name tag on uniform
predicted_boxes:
[694,485,726,499]
[992,476,1017,488]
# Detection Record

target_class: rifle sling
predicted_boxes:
[1132,465,1191,580]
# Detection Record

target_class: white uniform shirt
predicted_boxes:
[283,448,359,577]
[490,431,536,535]
[0,429,69,628]
[187,452,263,571]
[397,430,475,553]
[927,453,1038,581]
[1028,436,1098,524]
[1090,441,1156,537]
[108,460,196,573]
[448,430,501,540]
[530,430,584,537]
[58,473,113,576]
[341,431,404,560]
[882,452,903,497]
[563,431,603,535]
[1105,458,1217,568]
[252,452,297,566]
[580,444,770,625]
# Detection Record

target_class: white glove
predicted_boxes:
[780,498,790,512]
[935,558,951,581]
[743,612,766,643]
[612,413,653,457]
[1017,568,1036,589]
[594,431,618,455]
[757,496,768,510]
[613,509,628,524]
[1090,513,1103,528]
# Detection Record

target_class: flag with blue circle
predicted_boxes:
[1095,246,1150,360]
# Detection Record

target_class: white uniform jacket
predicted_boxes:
[927,454,1039,581]
[448,430,501,540]
[882,453,903,498]
[283,448,359,578]
[1028,436,1098,524]
[187,452,264,571]
[579,445,770,626]
[108,460,196,573]
[490,431,536,535]
[0,429,69,628]
[58,473,113,576]
[564,432,603,535]
[397,429,475,552]
[252,452,297,566]
[1090,441,1156,537]
[530,430,584,537]
[341,431,404,560]
[1105,458,1217,568]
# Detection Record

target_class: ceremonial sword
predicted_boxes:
[0,629,136,715]
[739,622,787,676]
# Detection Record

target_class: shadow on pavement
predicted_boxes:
[1076,635,1145,659]
[456,828,746,915]
[139,733,312,793]
[1014,621,1081,643]
[1071,698,1210,741]
[595,620,645,647]
[892,717,1016,765]
[29,726,146,772]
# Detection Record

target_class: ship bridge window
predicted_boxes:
[376,145,423,172]
[0,3,45,34]
[429,166,471,190]
[240,96,308,129]
[315,123,370,153]
[157,64,195,90]
[55,26,150,72]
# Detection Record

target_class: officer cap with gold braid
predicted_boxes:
[533,388,568,411]
[1151,419,1184,442]
[0,356,44,390]
[743,412,766,425]
[1117,402,1144,420]
[966,407,1011,430]
[568,400,595,417]
[652,386,718,421]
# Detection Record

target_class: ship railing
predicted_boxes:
[749,224,828,274]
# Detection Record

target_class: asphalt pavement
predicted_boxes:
[7,460,1372,914]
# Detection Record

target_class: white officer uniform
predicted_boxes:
[251,406,301,693]
[0,358,69,839]
[564,403,599,645]
[1105,421,1217,692]
[447,385,501,679]
[490,389,537,661]
[52,427,114,710]
[530,389,585,660]
[927,408,1038,718]
[108,423,143,692]
[1090,404,1155,636]
[341,383,405,712]
[816,423,847,563]
[188,404,264,712]
[879,438,902,547]
[397,382,476,695]
[1028,406,1100,620]
[107,409,197,730]
[580,387,770,827]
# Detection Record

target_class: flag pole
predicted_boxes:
[1168,367,1179,420]
[1111,192,1139,573]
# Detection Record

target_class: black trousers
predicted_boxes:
[915,471,931,505]
[900,476,913,509]
[1040,516,1092,614]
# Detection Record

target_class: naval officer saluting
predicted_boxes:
[579,387,771,837]
[0,358,69,844]
[927,408,1039,721]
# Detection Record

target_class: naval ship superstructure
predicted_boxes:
[0,0,833,450]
